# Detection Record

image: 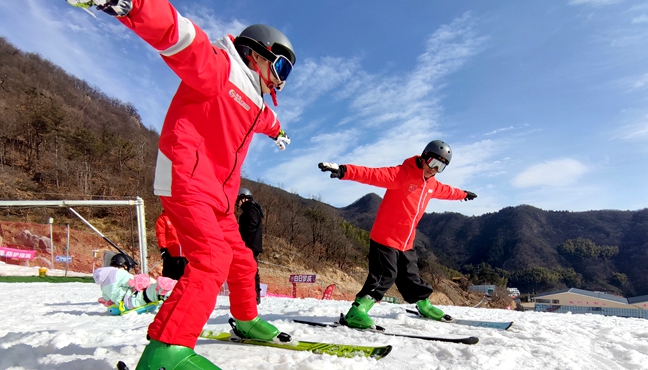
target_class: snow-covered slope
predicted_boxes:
[0,262,646,370]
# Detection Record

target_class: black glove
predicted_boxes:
[160,248,169,259]
[464,191,478,201]
[318,162,347,179]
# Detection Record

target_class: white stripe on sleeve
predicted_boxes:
[269,109,277,128]
[159,12,196,57]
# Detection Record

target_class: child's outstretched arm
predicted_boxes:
[319,162,402,189]
[433,182,477,202]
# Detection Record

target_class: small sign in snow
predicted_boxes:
[289,274,316,283]
[55,255,72,263]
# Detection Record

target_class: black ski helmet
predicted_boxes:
[421,140,452,165]
[237,188,253,203]
[234,24,296,66]
[110,253,130,270]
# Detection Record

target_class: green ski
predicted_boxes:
[199,330,392,359]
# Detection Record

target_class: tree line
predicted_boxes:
[408,205,648,296]
[0,37,158,202]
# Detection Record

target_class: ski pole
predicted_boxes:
[68,207,139,270]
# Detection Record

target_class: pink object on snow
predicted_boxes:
[155,276,177,296]
[98,297,114,307]
[128,274,152,292]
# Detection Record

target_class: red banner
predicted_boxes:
[322,284,336,300]
[0,246,36,260]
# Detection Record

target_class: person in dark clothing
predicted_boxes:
[236,188,264,304]
[155,209,188,281]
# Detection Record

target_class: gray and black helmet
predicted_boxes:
[110,253,129,270]
[110,253,137,271]
[237,188,253,202]
[234,24,296,66]
[421,140,452,165]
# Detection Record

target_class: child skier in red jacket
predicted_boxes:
[319,140,477,329]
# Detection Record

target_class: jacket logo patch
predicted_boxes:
[408,184,417,192]
[229,89,250,111]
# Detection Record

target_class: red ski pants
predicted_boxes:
[148,197,258,348]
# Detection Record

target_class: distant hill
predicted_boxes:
[341,198,648,297]
[338,193,382,231]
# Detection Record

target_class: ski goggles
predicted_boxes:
[423,155,448,173]
[235,36,293,90]
[269,54,293,91]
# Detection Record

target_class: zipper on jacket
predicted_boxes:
[190,150,199,177]
[221,81,265,214]
[402,175,427,251]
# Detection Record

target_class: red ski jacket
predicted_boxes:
[155,212,182,257]
[118,0,282,214]
[343,156,467,251]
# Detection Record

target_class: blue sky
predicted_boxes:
[1,0,648,216]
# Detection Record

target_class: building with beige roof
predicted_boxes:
[531,288,648,319]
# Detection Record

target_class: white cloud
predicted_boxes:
[631,14,648,24]
[323,12,488,168]
[274,56,362,127]
[569,0,622,6]
[615,117,648,140]
[512,159,589,187]
[252,13,490,211]
[420,139,510,215]
[514,184,609,212]
[484,126,516,136]
[432,139,506,185]
[632,73,648,89]
[182,6,247,40]
[345,12,487,132]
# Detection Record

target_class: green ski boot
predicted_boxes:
[134,339,221,370]
[416,299,453,322]
[234,317,280,341]
[342,295,376,329]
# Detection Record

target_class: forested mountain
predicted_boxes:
[2,36,646,299]
[0,37,159,206]
[342,195,648,297]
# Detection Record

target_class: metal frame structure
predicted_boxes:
[0,197,148,273]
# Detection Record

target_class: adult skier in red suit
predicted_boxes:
[67,0,297,368]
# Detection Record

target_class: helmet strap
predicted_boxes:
[269,87,278,107]
[247,55,279,106]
